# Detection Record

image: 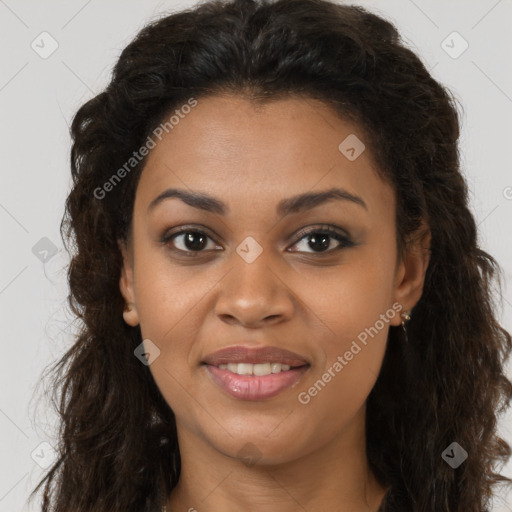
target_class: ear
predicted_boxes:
[118,239,140,327]
[390,220,431,327]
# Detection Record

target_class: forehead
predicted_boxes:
[135,94,393,218]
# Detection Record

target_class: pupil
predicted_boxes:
[309,233,330,252]
[185,232,207,251]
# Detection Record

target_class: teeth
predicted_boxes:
[271,362,282,374]
[217,362,292,375]
[238,363,253,375]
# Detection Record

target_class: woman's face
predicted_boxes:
[120,94,428,466]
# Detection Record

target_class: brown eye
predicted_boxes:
[162,227,222,254]
[289,226,354,254]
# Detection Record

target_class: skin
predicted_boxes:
[119,94,431,512]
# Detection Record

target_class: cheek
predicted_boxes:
[295,339,387,443]
[132,262,206,417]
[130,263,198,402]
[309,239,397,344]
[299,239,396,412]
[132,246,205,339]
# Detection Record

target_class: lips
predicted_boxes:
[202,345,309,367]
[202,345,310,400]
[206,365,309,400]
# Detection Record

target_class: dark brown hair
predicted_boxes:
[31,0,512,510]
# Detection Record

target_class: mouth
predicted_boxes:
[201,345,311,400]
[204,362,310,401]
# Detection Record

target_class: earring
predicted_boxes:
[401,311,411,343]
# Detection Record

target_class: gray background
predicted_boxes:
[0,0,511,510]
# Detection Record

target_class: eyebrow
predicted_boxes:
[147,186,368,216]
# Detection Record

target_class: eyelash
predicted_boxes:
[161,224,355,256]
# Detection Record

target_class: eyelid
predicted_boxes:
[162,224,218,240]
[291,224,352,244]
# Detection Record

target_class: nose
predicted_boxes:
[214,250,295,329]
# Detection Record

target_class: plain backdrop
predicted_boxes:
[0,0,511,511]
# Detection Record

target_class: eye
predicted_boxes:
[162,224,354,256]
[162,227,221,254]
[288,225,354,254]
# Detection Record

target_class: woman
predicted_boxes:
[31,0,512,510]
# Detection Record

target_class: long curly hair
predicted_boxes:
[30,0,512,510]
